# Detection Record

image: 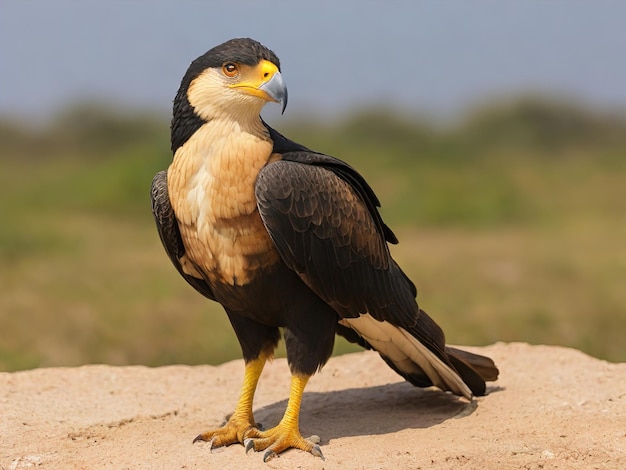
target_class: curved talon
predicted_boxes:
[244,438,255,454]
[311,444,325,461]
[192,434,219,454]
[207,437,217,453]
[263,449,278,463]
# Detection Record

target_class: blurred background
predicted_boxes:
[1,1,625,371]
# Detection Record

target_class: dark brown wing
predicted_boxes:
[254,154,446,354]
[254,154,498,397]
[150,170,215,301]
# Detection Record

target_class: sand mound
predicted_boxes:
[1,343,624,469]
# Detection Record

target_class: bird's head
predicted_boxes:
[176,38,287,124]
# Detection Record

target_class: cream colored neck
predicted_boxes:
[168,115,272,222]
[166,114,279,285]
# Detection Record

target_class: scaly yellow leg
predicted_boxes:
[193,352,268,449]
[244,374,324,462]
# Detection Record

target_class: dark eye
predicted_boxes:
[222,62,238,77]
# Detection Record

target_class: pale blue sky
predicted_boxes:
[1,1,624,121]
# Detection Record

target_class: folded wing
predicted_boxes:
[255,153,497,398]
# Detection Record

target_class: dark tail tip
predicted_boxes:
[446,346,499,396]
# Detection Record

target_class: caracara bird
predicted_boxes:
[151,38,498,462]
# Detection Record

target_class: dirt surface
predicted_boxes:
[1,343,625,469]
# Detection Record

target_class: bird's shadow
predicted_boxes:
[254,382,501,443]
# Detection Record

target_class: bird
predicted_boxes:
[151,37,498,462]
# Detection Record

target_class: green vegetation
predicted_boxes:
[1,98,625,371]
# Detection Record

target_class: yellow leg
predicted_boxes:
[244,374,324,462]
[193,352,268,448]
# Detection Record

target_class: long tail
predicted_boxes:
[338,309,498,399]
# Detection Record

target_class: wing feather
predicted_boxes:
[256,156,418,324]
[150,170,215,301]
[254,156,474,392]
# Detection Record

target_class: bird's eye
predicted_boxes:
[222,63,238,77]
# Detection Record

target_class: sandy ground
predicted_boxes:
[1,342,624,469]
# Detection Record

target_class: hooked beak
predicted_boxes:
[259,70,288,114]
[229,59,289,114]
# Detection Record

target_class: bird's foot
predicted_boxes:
[244,422,324,462]
[193,415,262,450]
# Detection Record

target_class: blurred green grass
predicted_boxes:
[1,98,625,371]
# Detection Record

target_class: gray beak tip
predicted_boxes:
[281,88,288,114]
[260,71,288,114]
